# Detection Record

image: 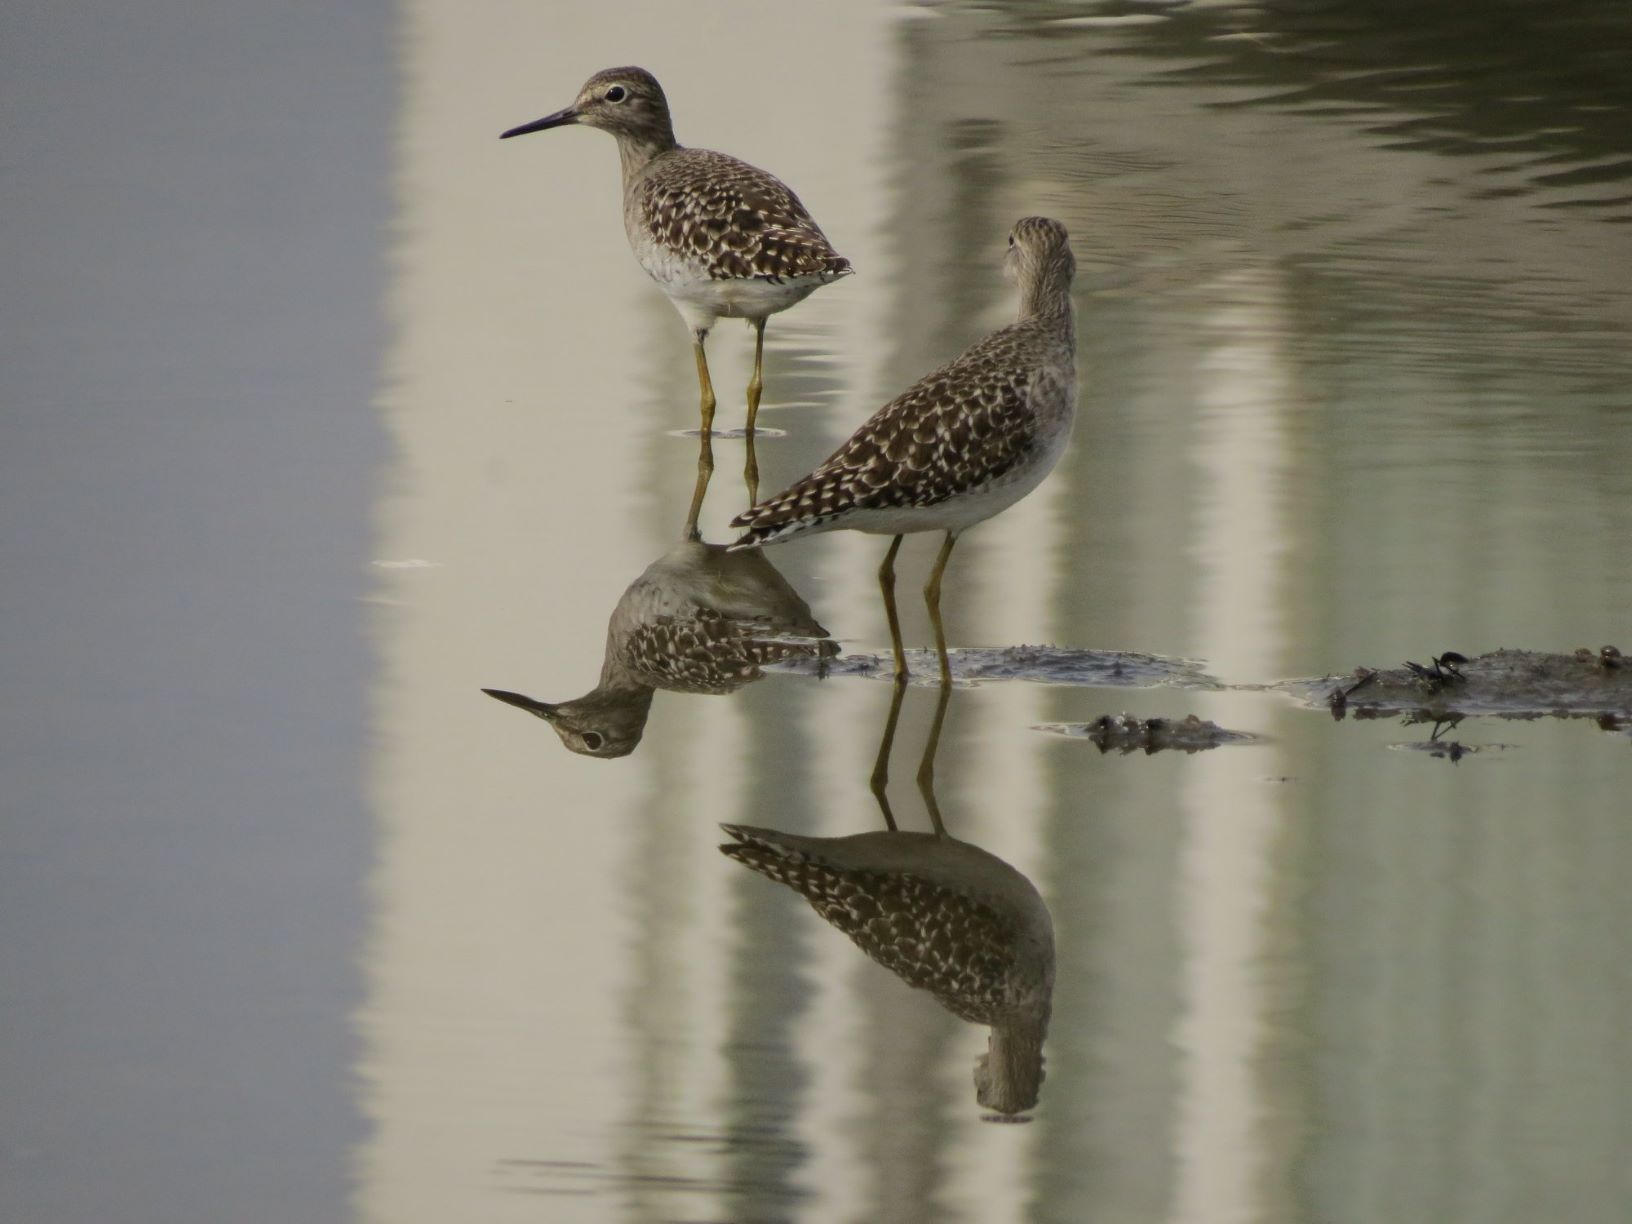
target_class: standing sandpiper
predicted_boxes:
[730,217,1077,684]
[501,66,852,507]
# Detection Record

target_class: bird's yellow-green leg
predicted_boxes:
[924,530,959,688]
[692,328,718,439]
[916,675,953,837]
[684,330,717,535]
[868,672,908,831]
[877,534,907,679]
[744,318,766,504]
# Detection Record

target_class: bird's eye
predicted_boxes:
[581,731,605,751]
[604,85,627,103]
[1007,234,1016,247]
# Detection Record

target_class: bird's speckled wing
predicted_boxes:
[640,149,851,281]
[618,609,831,694]
[722,836,1020,1024]
[733,330,1039,540]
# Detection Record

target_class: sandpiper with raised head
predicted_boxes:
[730,217,1077,683]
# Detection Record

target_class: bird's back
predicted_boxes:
[628,147,852,283]
[733,314,1075,544]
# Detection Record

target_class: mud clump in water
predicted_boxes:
[1291,647,1632,722]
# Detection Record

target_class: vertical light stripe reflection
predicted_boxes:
[940,338,1064,1223]
[364,3,889,1221]
[790,679,892,1224]
[360,2,654,1218]
[1169,268,1294,1224]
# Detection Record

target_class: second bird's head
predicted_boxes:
[501,66,671,143]
[1003,216,1075,286]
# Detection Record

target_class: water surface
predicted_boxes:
[372,5,1632,1222]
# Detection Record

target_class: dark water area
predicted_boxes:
[4,2,1631,1222]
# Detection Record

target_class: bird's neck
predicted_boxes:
[1018,269,1075,327]
[598,649,656,696]
[615,128,679,182]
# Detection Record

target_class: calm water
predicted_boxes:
[5,2,1632,1222]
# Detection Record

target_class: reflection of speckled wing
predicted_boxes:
[618,609,831,695]
[641,150,852,281]
[733,331,1039,542]
[722,834,1020,1024]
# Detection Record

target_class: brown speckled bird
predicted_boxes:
[730,217,1077,683]
[501,66,852,503]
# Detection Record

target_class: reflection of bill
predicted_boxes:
[483,540,832,759]
[721,683,1054,1117]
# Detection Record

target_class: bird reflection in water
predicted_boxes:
[482,529,832,758]
[721,682,1055,1117]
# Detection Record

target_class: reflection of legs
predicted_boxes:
[924,531,959,687]
[744,318,766,504]
[916,676,952,836]
[684,329,716,535]
[868,671,908,831]
[682,426,712,540]
[878,535,907,678]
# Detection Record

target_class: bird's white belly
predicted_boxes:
[631,236,827,330]
[854,457,1066,539]
[845,405,1074,537]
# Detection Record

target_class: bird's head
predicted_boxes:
[1003,216,1075,287]
[501,66,673,145]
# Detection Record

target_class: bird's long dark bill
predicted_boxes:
[481,688,557,719]
[500,108,577,139]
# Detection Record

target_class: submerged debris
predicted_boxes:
[1385,713,1515,764]
[1035,713,1256,754]
[1389,735,1516,764]
[1288,647,1632,722]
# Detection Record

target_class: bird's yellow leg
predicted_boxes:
[878,535,907,679]
[923,531,959,687]
[693,330,718,438]
[684,331,716,535]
